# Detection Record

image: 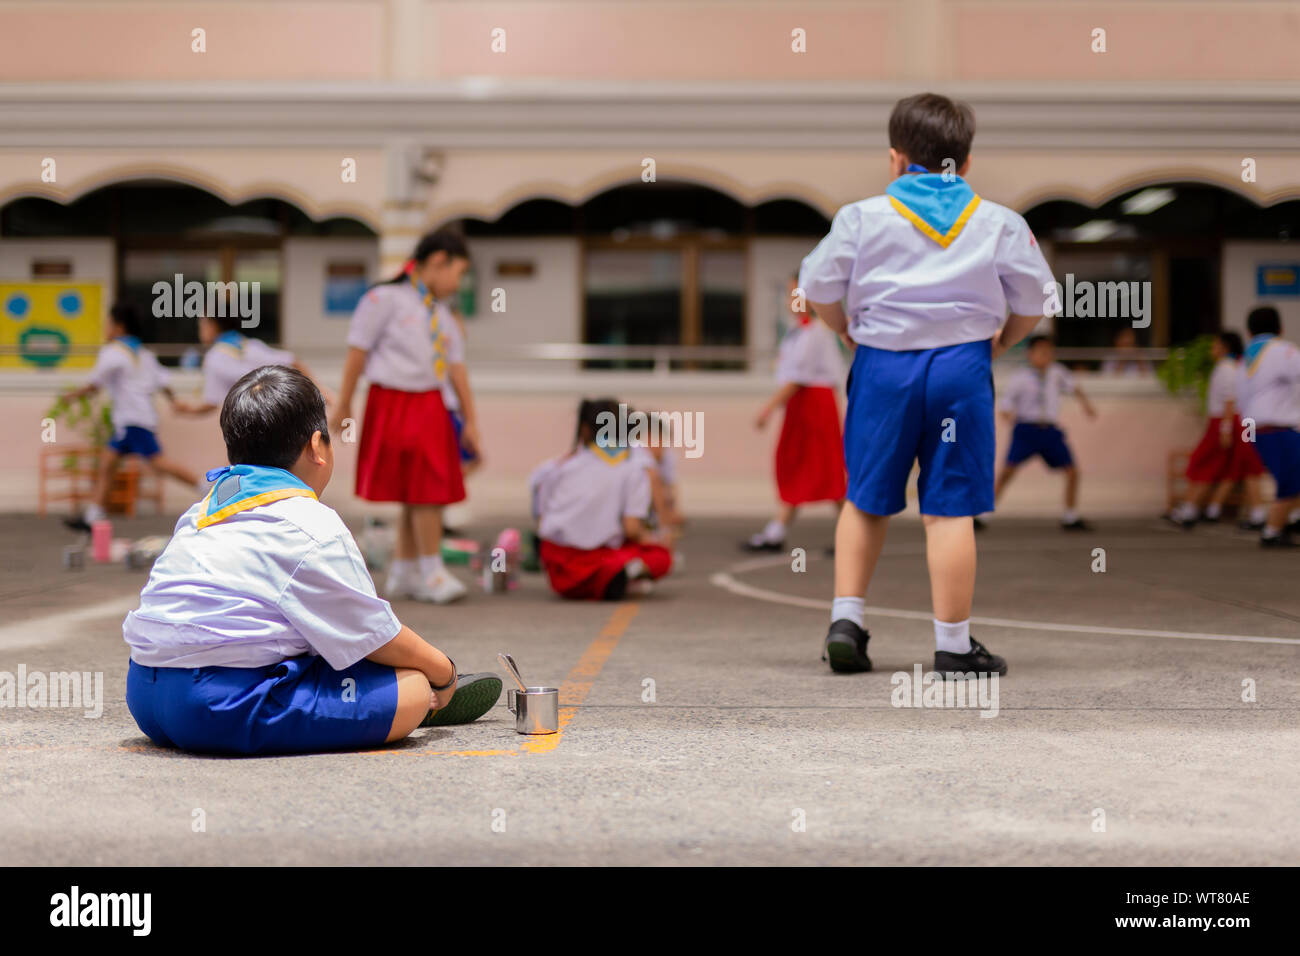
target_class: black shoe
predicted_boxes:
[1239,519,1265,532]
[934,636,1007,679]
[822,620,872,673]
[1261,533,1300,549]
[741,536,784,553]
[1061,518,1092,531]
[972,516,987,532]
[421,673,504,727]
[64,515,91,533]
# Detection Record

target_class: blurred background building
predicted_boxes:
[2,0,1299,515]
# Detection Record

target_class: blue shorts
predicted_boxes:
[448,410,477,464]
[1006,423,1075,469]
[1255,428,1300,498]
[108,425,160,458]
[844,339,994,517]
[126,656,398,756]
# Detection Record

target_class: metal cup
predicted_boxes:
[506,686,559,735]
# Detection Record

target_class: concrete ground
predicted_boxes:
[2,509,1298,866]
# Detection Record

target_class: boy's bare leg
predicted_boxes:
[834,501,889,598]
[147,455,198,489]
[1063,465,1079,510]
[385,667,433,742]
[923,514,976,622]
[1265,496,1297,536]
[409,505,444,558]
[91,448,120,513]
[993,464,1017,502]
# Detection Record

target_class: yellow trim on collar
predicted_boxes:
[195,487,318,529]
[587,443,629,465]
[1246,340,1276,378]
[888,194,982,248]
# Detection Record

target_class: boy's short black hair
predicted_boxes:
[889,93,976,171]
[220,365,329,471]
[1026,334,1053,350]
[1218,331,1245,358]
[1247,306,1281,336]
[109,301,145,339]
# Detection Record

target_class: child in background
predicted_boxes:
[174,312,331,415]
[992,335,1097,531]
[801,92,1053,678]
[744,272,847,551]
[1168,331,1267,529]
[123,366,501,755]
[1236,306,1300,548]
[63,302,199,532]
[631,412,685,548]
[330,229,480,604]
[530,398,673,600]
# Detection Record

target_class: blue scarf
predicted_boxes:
[1244,333,1275,371]
[214,330,245,353]
[197,464,317,529]
[885,169,981,248]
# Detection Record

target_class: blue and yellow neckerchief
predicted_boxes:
[1245,334,1276,376]
[110,334,141,364]
[409,273,448,381]
[587,440,629,466]
[196,464,317,529]
[885,169,981,248]
[212,330,245,359]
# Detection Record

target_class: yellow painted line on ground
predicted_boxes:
[519,602,640,755]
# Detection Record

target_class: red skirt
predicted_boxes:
[1185,415,1265,483]
[539,539,672,600]
[775,385,847,505]
[355,383,466,505]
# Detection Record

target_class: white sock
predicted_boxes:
[1290,508,1300,524]
[387,558,415,589]
[1251,506,1267,523]
[1174,502,1198,521]
[934,618,972,654]
[831,596,864,628]
[624,557,648,579]
[1205,502,1222,520]
[1263,525,1282,539]
[85,503,106,523]
[419,554,446,580]
[762,519,786,543]
[1063,509,1079,524]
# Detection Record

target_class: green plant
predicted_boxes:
[1156,334,1216,411]
[45,394,113,469]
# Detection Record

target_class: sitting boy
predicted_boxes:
[123,365,500,755]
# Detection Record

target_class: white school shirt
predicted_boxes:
[346,282,464,392]
[201,336,295,406]
[1206,358,1241,418]
[1000,363,1075,424]
[530,446,653,550]
[799,196,1056,351]
[775,319,845,386]
[438,303,465,413]
[1237,338,1300,428]
[123,495,402,670]
[89,339,170,432]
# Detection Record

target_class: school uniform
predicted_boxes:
[773,317,847,504]
[1000,363,1077,469]
[123,464,402,755]
[201,331,295,407]
[89,335,170,458]
[1185,357,1264,483]
[530,444,672,600]
[1237,335,1300,498]
[800,171,1056,516]
[346,280,466,505]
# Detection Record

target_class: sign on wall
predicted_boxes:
[1256,264,1300,297]
[0,282,102,369]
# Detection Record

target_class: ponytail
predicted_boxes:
[380,227,470,286]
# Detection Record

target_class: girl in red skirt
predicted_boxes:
[530,398,673,600]
[331,229,479,604]
[1169,331,1267,530]
[744,273,848,551]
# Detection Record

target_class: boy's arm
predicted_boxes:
[330,346,367,434]
[756,382,801,428]
[993,313,1042,359]
[808,300,849,335]
[622,515,647,543]
[60,382,99,403]
[1074,383,1098,419]
[366,624,456,698]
